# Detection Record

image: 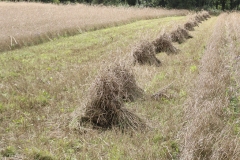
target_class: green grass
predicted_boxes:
[0,16,218,159]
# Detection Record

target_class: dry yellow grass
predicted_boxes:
[0,15,190,159]
[0,2,187,52]
[180,12,240,159]
[2,6,239,159]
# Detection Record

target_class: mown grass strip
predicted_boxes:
[0,16,187,159]
[0,15,219,159]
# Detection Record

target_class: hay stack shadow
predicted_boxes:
[132,40,161,67]
[152,33,179,54]
[81,64,146,131]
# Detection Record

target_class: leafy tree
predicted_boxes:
[3,0,240,10]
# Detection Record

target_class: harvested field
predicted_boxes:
[0,14,189,159]
[1,5,239,160]
[0,2,187,52]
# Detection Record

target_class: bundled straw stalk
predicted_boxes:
[170,27,192,43]
[178,27,193,39]
[152,34,179,54]
[184,22,195,31]
[83,64,146,131]
[132,40,161,67]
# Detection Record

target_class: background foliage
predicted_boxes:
[5,0,240,10]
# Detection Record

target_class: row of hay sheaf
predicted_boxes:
[170,11,210,44]
[180,13,240,159]
[132,10,210,66]
[80,10,211,131]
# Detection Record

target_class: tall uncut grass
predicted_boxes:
[0,2,187,52]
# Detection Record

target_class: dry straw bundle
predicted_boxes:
[132,40,161,67]
[195,14,205,22]
[192,19,199,27]
[184,22,195,31]
[170,27,185,43]
[188,13,201,26]
[83,63,146,131]
[170,26,193,43]
[194,11,211,23]
[152,34,179,54]
[111,64,144,102]
[201,11,211,20]
[194,14,202,23]
[178,27,193,39]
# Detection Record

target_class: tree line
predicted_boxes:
[6,0,240,10]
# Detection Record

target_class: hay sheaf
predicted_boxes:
[132,40,161,67]
[206,13,211,18]
[170,29,185,44]
[152,34,179,54]
[170,27,193,44]
[178,27,193,39]
[112,64,144,102]
[195,15,203,23]
[201,14,209,20]
[184,22,195,31]
[196,14,205,22]
[191,19,199,27]
[83,64,146,130]
[201,11,211,19]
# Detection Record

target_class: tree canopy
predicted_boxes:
[6,0,240,10]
